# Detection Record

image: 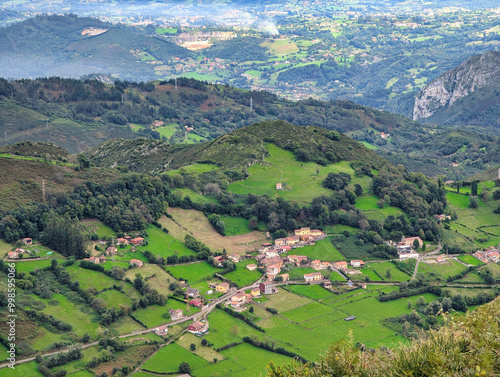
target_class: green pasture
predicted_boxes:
[193,342,292,377]
[96,289,133,309]
[81,219,116,239]
[457,254,484,266]
[426,259,469,279]
[167,163,219,175]
[65,265,118,291]
[287,267,321,280]
[137,224,196,258]
[13,259,52,273]
[34,293,99,337]
[125,264,178,296]
[222,265,262,287]
[227,144,369,204]
[172,188,218,205]
[166,261,219,283]
[285,284,335,301]
[219,215,266,236]
[454,271,484,283]
[155,123,179,139]
[296,238,346,261]
[141,343,209,373]
[132,299,197,327]
[366,261,411,281]
[331,235,374,260]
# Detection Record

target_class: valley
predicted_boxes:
[0,1,499,376]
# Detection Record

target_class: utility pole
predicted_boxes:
[42,179,46,202]
[4,131,6,143]
[175,77,178,90]
[250,98,253,110]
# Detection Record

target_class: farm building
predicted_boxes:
[186,288,200,298]
[187,321,209,335]
[350,260,364,268]
[304,272,323,283]
[189,299,203,308]
[246,264,258,271]
[21,238,32,245]
[129,259,144,267]
[169,309,184,320]
[259,281,274,295]
[215,283,230,293]
[153,325,169,336]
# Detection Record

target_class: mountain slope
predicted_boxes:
[86,120,387,174]
[0,14,192,81]
[413,51,500,128]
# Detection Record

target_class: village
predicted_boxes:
[4,225,500,348]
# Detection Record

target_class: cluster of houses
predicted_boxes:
[7,248,30,259]
[388,236,423,260]
[473,247,500,264]
[116,236,144,246]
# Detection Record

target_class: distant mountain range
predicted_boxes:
[413,51,500,129]
[0,14,191,81]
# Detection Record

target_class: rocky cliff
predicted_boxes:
[413,51,500,121]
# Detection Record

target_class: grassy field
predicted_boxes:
[457,254,485,266]
[141,343,210,373]
[366,261,411,282]
[132,299,197,327]
[166,261,219,283]
[13,259,53,273]
[219,215,266,236]
[5,361,44,377]
[285,284,335,301]
[137,224,196,258]
[65,264,118,291]
[222,262,262,287]
[176,332,224,363]
[287,267,321,280]
[161,208,267,254]
[227,144,371,204]
[95,289,133,309]
[125,264,178,296]
[81,219,116,239]
[34,293,99,337]
[295,238,346,261]
[454,271,484,283]
[331,235,374,260]
[172,188,218,204]
[444,191,500,249]
[192,342,292,377]
[423,259,468,280]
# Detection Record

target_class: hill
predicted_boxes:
[0,76,418,154]
[413,51,500,129]
[0,14,192,81]
[86,120,387,173]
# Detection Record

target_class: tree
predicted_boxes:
[190,343,196,351]
[416,296,426,307]
[468,196,479,209]
[248,216,259,230]
[354,184,363,197]
[179,362,191,374]
[413,239,420,250]
[407,300,412,309]
[385,269,392,279]
[471,181,478,196]
[201,338,208,346]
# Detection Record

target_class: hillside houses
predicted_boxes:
[21,237,32,245]
[153,324,169,336]
[169,309,184,320]
[129,259,144,268]
[187,321,209,335]
[304,272,323,283]
[473,248,500,264]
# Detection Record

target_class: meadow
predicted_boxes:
[222,263,262,287]
[219,215,266,236]
[160,209,266,254]
[365,261,411,282]
[422,259,468,280]
[227,144,372,204]
[141,343,210,373]
[295,238,346,261]
[124,264,178,296]
[132,299,198,327]
[81,219,116,239]
[137,224,196,258]
[457,254,485,266]
[166,261,219,283]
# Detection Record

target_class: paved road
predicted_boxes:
[0,280,262,370]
